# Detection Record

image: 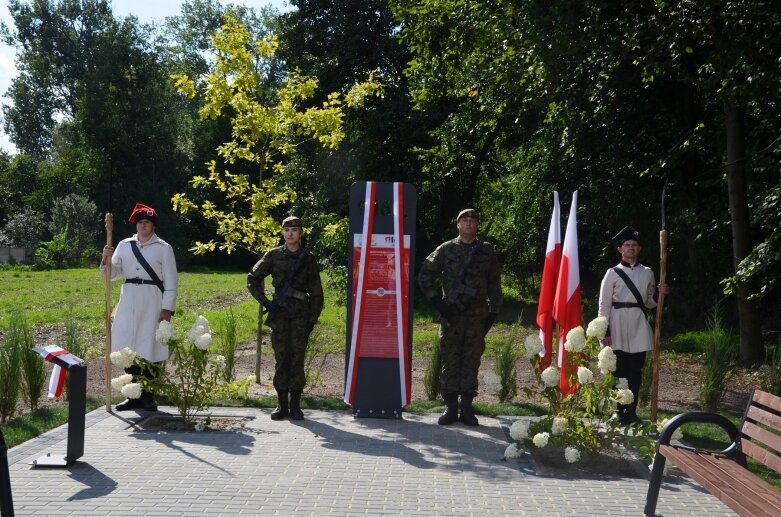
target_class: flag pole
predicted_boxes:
[650,179,669,421]
[104,213,113,411]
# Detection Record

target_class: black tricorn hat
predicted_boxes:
[612,226,640,246]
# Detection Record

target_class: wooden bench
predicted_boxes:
[644,389,781,516]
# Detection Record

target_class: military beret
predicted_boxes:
[457,208,479,222]
[128,203,157,225]
[612,226,641,246]
[282,215,303,228]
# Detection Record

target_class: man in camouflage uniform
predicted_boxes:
[247,216,324,420]
[418,209,503,426]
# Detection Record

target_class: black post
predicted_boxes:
[0,428,14,517]
[66,364,86,463]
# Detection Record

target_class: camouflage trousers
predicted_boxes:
[438,313,487,397]
[269,316,309,391]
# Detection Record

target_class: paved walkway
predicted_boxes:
[6,407,734,516]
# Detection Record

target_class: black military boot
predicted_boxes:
[140,390,158,412]
[289,390,304,421]
[271,389,289,420]
[621,401,642,425]
[438,394,459,425]
[115,397,143,411]
[459,394,479,426]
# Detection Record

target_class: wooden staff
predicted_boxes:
[255,304,262,384]
[650,180,669,421]
[104,213,113,411]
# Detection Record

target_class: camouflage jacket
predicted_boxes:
[247,245,324,325]
[418,238,503,314]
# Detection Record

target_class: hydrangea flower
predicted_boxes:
[120,382,143,399]
[615,388,634,405]
[564,446,581,463]
[509,419,530,441]
[541,366,559,388]
[551,416,569,435]
[194,422,205,432]
[524,334,543,358]
[616,377,629,389]
[586,316,609,340]
[209,354,226,366]
[155,320,176,345]
[504,443,522,459]
[597,346,617,374]
[564,326,586,352]
[194,332,212,351]
[109,347,137,369]
[656,418,684,441]
[483,372,502,394]
[187,324,206,343]
[532,432,550,448]
[577,366,593,385]
[110,373,133,392]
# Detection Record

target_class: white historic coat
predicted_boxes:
[101,234,178,362]
[598,263,657,353]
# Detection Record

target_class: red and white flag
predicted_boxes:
[34,344,83,399]
[552,191,582,395]
[536,192,561,369]
[48,365,66,399]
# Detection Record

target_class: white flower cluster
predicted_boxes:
[564,326,586,352]
[656,418,684,442]
[541,366,559,388]
[577,366,593,385]
[586,316,609,340]
[649,459,672,476]
[109,347,137,369]
[188,315,213,350]
[532,432,550,448]
[597,346,616,374]
[155,320,176,345]
[120,382,143,399]
[194,422,206,432]
[551,416,569,435]
[616,377,629,389]
[524,334,543,358]
[504,443,522,459]
[564,446,581,463]
[614,388,634,405]
[483,372,502,394]
[509,419,530,441]
[209,354,227,367]
[110,373,133,392]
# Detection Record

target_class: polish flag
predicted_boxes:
[552,191,582,395]
[536,192,561,369]
[48,364,66,399]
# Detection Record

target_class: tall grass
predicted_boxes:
[0,319,23,422]
[217,307,239,382]
[13,312,46,410]
[700,305,738,411]
[760,339,781,397]
[423,339,441,400]
[495,341,518,403]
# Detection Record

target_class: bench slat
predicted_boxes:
[747,404,781,432]
[741,438,781,475]
[742,416,781,454]
[753,390,781,413]
[660,446,781,516]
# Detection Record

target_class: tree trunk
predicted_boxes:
[723,100,763,364]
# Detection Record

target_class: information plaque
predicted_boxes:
[344,182,416,418]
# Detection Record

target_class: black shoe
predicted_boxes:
[271,389,289,420]
[141,391,158,412]
[459,394,479,427]
[289,390,304,421]
[438,394,458,425]
[116,398,143,411]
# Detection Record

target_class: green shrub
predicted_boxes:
[495,341,518,403]
[217,307,239,382]
[699,306,738,411]
[0,321,24,422]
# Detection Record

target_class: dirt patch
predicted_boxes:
[529,446,646,479]
[134,414,248,432]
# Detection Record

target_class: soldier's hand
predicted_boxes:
[102,245,114,264]
[433,297,454,321]
[262,300,279,313]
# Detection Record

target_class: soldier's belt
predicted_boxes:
[125,278,159,286]
[289,288,308,301]
[612,302,643,309]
